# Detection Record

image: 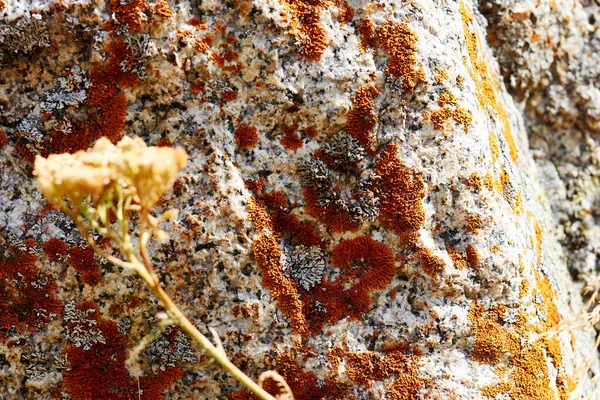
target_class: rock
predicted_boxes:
[1,0,599,399]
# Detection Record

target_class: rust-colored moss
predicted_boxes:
[0,247,62,337]
[375,144,426,245]
[331,236,395,291]
[0,130,7,148]
[377,21,425,92]
[430,89,473,133]
[67,246,102,286]
[235,123,259,150]
[63,301,181,400]
[465,243,479,269]
[43,237,68,261]
[459,2,518,164]
[345,86,380,149]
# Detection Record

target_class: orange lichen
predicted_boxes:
[488,132,500,162]
[377,21,425,91]
[272,353,355,399]
[470,282,568,400]
[466,172,482,191]
[0,247,62,336]
[331,236,395,291]
[188,17,207,30]
[448,248,469,270]
[459,2,518,164]
[43,36,135,156]
[375,144,426,245]
[303,280,370,334]
[357,18,377,52]
[222,90,238,102]
[110,0,172,31]
[156,138,172,147]
[418,247,446,276]
[257,190,322,248]
[0,130,7,148]
[304,126,317,139]
[302,186,360,232]
[279,0,328,61]
[211,51,243,73]
[189,80,206,95]
[234,123,259,150]
[280,130,303,151]
[338,344,425,399]
[465,214,482,234]
[345,86,380,149]
[335,0,354,25]
[465,243,479,268]
[247,197,308,335]
[194,35,213,52]
[0,0,5,10]
[430,89,472,132]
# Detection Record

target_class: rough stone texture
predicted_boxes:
[1,0,599,399]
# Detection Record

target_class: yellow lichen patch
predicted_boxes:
[534,219,542,265]
[430,89,473,133]
[469,301,566,399]
[459,2,518,164]
[488,132,500,162]
[466,172,482,191]
[533,269,560,328]
[469,302,520,364]
[513,192,524,215]
[434,67,449,84]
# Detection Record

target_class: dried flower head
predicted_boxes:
[33,136,188,212]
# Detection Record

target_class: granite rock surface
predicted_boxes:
[1,0,600,399]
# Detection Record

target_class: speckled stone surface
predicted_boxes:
[1,0,600,399]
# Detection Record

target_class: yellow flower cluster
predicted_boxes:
[34,136,188,212]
